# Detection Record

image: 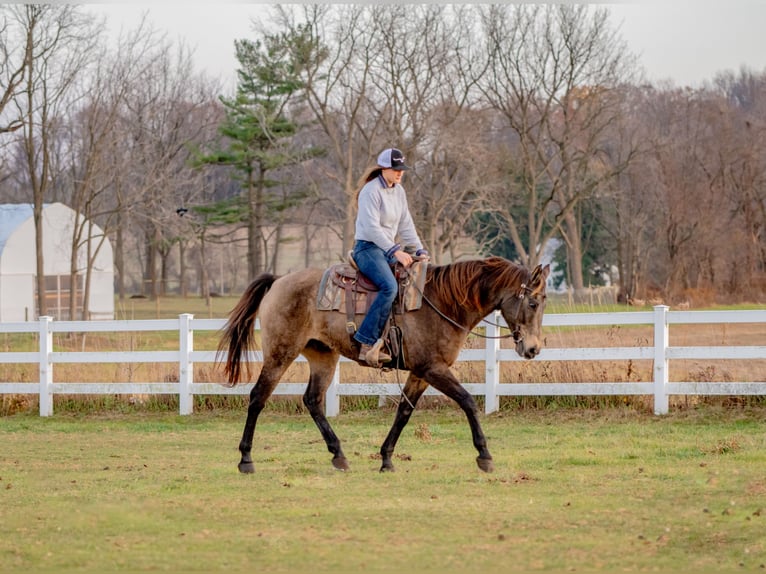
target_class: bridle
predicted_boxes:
[493,282,536,344]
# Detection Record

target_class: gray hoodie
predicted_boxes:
[355,175,424,254]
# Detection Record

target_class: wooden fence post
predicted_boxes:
[485,311,500,414]
[179,314,194,415]
[325,363,340,417]
[38,316,53,417]
[653,305,669,415]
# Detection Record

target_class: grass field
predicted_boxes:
[1,407,765,572]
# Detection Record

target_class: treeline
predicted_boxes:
[0,5,763,318]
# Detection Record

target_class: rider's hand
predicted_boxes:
[393,249,414,268]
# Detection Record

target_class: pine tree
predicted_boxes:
[197,31,317,277]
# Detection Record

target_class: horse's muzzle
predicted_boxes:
[523,345,540,359]
[516,339,540,360]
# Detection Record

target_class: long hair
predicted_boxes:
[354,166,384,204]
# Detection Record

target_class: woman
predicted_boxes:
[352,147,429,367]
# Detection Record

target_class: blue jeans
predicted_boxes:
[352,240,398,346]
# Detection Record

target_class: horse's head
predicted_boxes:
[499,263,550,359]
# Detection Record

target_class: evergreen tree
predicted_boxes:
[196,31,316,277]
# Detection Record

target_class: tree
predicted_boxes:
[111,31,221,300]
[0,6,27,136]
[11,5,99,317]
[197,31,314,278]
[276,5,491,263]
[272,5,376,258]
[475,5,638,289]
[712,69,766,295]
[52,15,169,317]
[365,5,489,262]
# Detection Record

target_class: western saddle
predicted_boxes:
[316,251,428,354]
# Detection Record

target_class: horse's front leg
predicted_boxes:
[379,374,429,472]
[421,366,494,472]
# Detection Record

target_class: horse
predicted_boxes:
[218,256,550,473]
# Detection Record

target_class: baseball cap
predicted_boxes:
[377,148,410,171]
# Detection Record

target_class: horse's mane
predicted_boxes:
[427,256,529,311]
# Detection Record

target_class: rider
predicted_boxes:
[352,147,429,366]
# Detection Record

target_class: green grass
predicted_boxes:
[114,295,237,320]
[1,407,765,572]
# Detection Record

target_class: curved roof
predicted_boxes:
[0,204,34,254]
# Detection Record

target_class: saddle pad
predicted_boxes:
[401,259,427,311]
[316,270,369,313]
[317,267,343,311]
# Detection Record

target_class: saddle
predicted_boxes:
[316,254,428,344]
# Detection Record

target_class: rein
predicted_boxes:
[413,279,533,342]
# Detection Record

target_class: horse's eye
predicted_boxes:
[529,300,538,310]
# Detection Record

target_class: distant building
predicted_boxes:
[0,203,114,321]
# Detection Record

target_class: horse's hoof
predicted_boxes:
[238,461,255,474]
[332,456,350,471]
[379,463,395,473]
[476,457,495,473]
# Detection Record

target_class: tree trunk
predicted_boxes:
[81,236,93,321]
[198,229,210,300]
[563,211,585,292]
[179,240,188,298]
[269,224,282,274]
[24,14,47,317]
[68,226,80,320]
[246,167,260,279]
[34,205,46,317]
[144,227,160,299]
[342,169,356,257]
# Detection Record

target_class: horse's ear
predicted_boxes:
[530,264,551,287]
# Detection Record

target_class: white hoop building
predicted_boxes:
[0,203,114,321]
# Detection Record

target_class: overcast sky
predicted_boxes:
[84,2,766,90]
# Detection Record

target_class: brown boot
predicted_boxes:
[358,339,392,367]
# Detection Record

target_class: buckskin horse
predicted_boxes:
[218,256,550,473]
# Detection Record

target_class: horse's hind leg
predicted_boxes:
[238,364,290,473]
[379,374,429,472]
[302,348,349,471]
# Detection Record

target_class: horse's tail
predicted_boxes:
[217,273,277,386]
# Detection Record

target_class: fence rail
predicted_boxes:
[1,307,764,417]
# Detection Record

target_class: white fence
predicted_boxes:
[0,307,764,417]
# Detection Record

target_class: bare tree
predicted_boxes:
[475,5,638,285]
[366,5,487,262]
[277,5,488,263]
[273,5,379,258]
[712,69,766,295]
[114,33,221,299]
[0,6,27,136]
[10,5,99,316]
[45,16,173,317]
